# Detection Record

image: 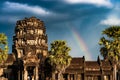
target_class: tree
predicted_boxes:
[99,26,120,80]
[49,40,72,80]
[0,33,8,63]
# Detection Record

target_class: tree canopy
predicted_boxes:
[0,33,8,63]
[48,40,72,80]
[99,26,120,63]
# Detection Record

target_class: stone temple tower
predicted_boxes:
[12,17,48,80]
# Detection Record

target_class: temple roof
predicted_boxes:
[71,57,84,65]
[15,17,45,29]
[85,61,100,69]
[5,54,15,64]
[66,57,84,73]
[65,56,113,73]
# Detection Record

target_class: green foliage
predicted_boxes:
[102,26,120,38]
[99,26,120,63]
[0,33,8,63]
[49,40,72,73]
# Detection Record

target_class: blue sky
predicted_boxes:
[0,0,120,60]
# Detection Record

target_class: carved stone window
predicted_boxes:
[21,39,25,45]
[38,29,43,35]
[86,76,93,80]
[41,39,45,44]
[17,49,23,58]
[43,50,47,56]
[104,75,110,80]
[16,32,19,36]
[93,76,101,80]
[20,30,23,35]
[35,29,38,34]
[33,22,38,27]
[34,39,37,45]
[17,39,25,46]
[27,40,35,45]
[27,30,34,34]
[38,39,41,45]
[85,68,100,71]
[30,30,34,34]
[77,74,81,80]
[27,22,33,26]
[36,49,41,54]
[18,39,22,46]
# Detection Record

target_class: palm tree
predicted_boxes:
[99,26,120,80]
[49,40,72,80]
[0,33,8,64]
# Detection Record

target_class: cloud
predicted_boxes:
[2,1,53,16]
[64,0,112,7]
[100,16,120,26]
[0,15,21,23]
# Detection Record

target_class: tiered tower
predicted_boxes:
[12,17,48,80]
[12,17,48,59]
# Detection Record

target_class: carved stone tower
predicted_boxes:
[12,17,48,80]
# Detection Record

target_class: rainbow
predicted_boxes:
[71,28,92,60]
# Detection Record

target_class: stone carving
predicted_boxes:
[12,17,48,80]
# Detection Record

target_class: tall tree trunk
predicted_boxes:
[52,72,55,80]
[58,72,63,80]
[113,64,117,80]
[58,73,60,80]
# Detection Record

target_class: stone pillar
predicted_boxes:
[110,75,112,80]
[18,71,20,80]
[101,74,104,80]
[24,66,27,80]
[22,71,24,80]
[74,74,77,80]
[77,74,81,80]
[70,74,72,80]
[84,73,86,80]
[32,67,35,80]
[35,66,39,80]
[70,74,73,80]
[67,74,70,80]
[117,71,120,80]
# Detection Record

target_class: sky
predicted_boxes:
[0,0,120,60]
